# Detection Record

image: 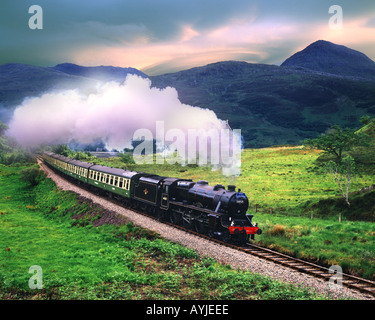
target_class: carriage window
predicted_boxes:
[110,176,114,185]
[119,178,123,188]
[114,177,118,187]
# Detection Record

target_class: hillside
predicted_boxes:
[150,60,375,147]
[352,118,375,172]
[0,63,99,122]
[0,63,147,123]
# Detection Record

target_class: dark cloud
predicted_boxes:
[1,0,375,73]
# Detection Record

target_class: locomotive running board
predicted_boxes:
[169,200,219,215]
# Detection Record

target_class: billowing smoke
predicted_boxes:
[7,75,242,176]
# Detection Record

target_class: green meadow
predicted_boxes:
[98,146,375,217]
[0,164,329,300]
[96,146,375,280]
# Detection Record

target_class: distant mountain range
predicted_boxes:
[51,63,147,81]
[1,40,375,148]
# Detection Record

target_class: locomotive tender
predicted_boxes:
[42,151,262,243]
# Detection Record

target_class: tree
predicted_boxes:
[0,121,8,137]
[0,122,12,157]
[303,125,369,164]
[324,156,355,207]
[360,115,371,126]
[52,144,71,157]
[0,121,34,165]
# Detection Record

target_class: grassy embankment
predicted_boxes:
[0,164,328,300]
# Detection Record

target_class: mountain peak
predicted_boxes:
[281,40,375,78]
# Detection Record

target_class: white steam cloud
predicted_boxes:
[8,75,241,176]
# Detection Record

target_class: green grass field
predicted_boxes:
[94,146,375,280]
[0,164,329,300]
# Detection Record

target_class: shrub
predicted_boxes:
[120,152,135,165]
[19,167,46,186]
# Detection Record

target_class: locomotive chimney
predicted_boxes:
[227,185,236,192]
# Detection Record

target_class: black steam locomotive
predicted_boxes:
[43,151,262,243]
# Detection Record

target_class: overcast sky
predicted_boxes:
[1,0,375,75]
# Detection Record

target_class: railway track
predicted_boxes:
[38,157,375,298]
[164,221,375,298]
[241,244,375,297]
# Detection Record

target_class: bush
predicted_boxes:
[120,152,135,164]
[73,151,91,160]
[19,167,46,186]
[1,151,33,165]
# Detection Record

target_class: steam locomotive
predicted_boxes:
[42,151,262,243]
